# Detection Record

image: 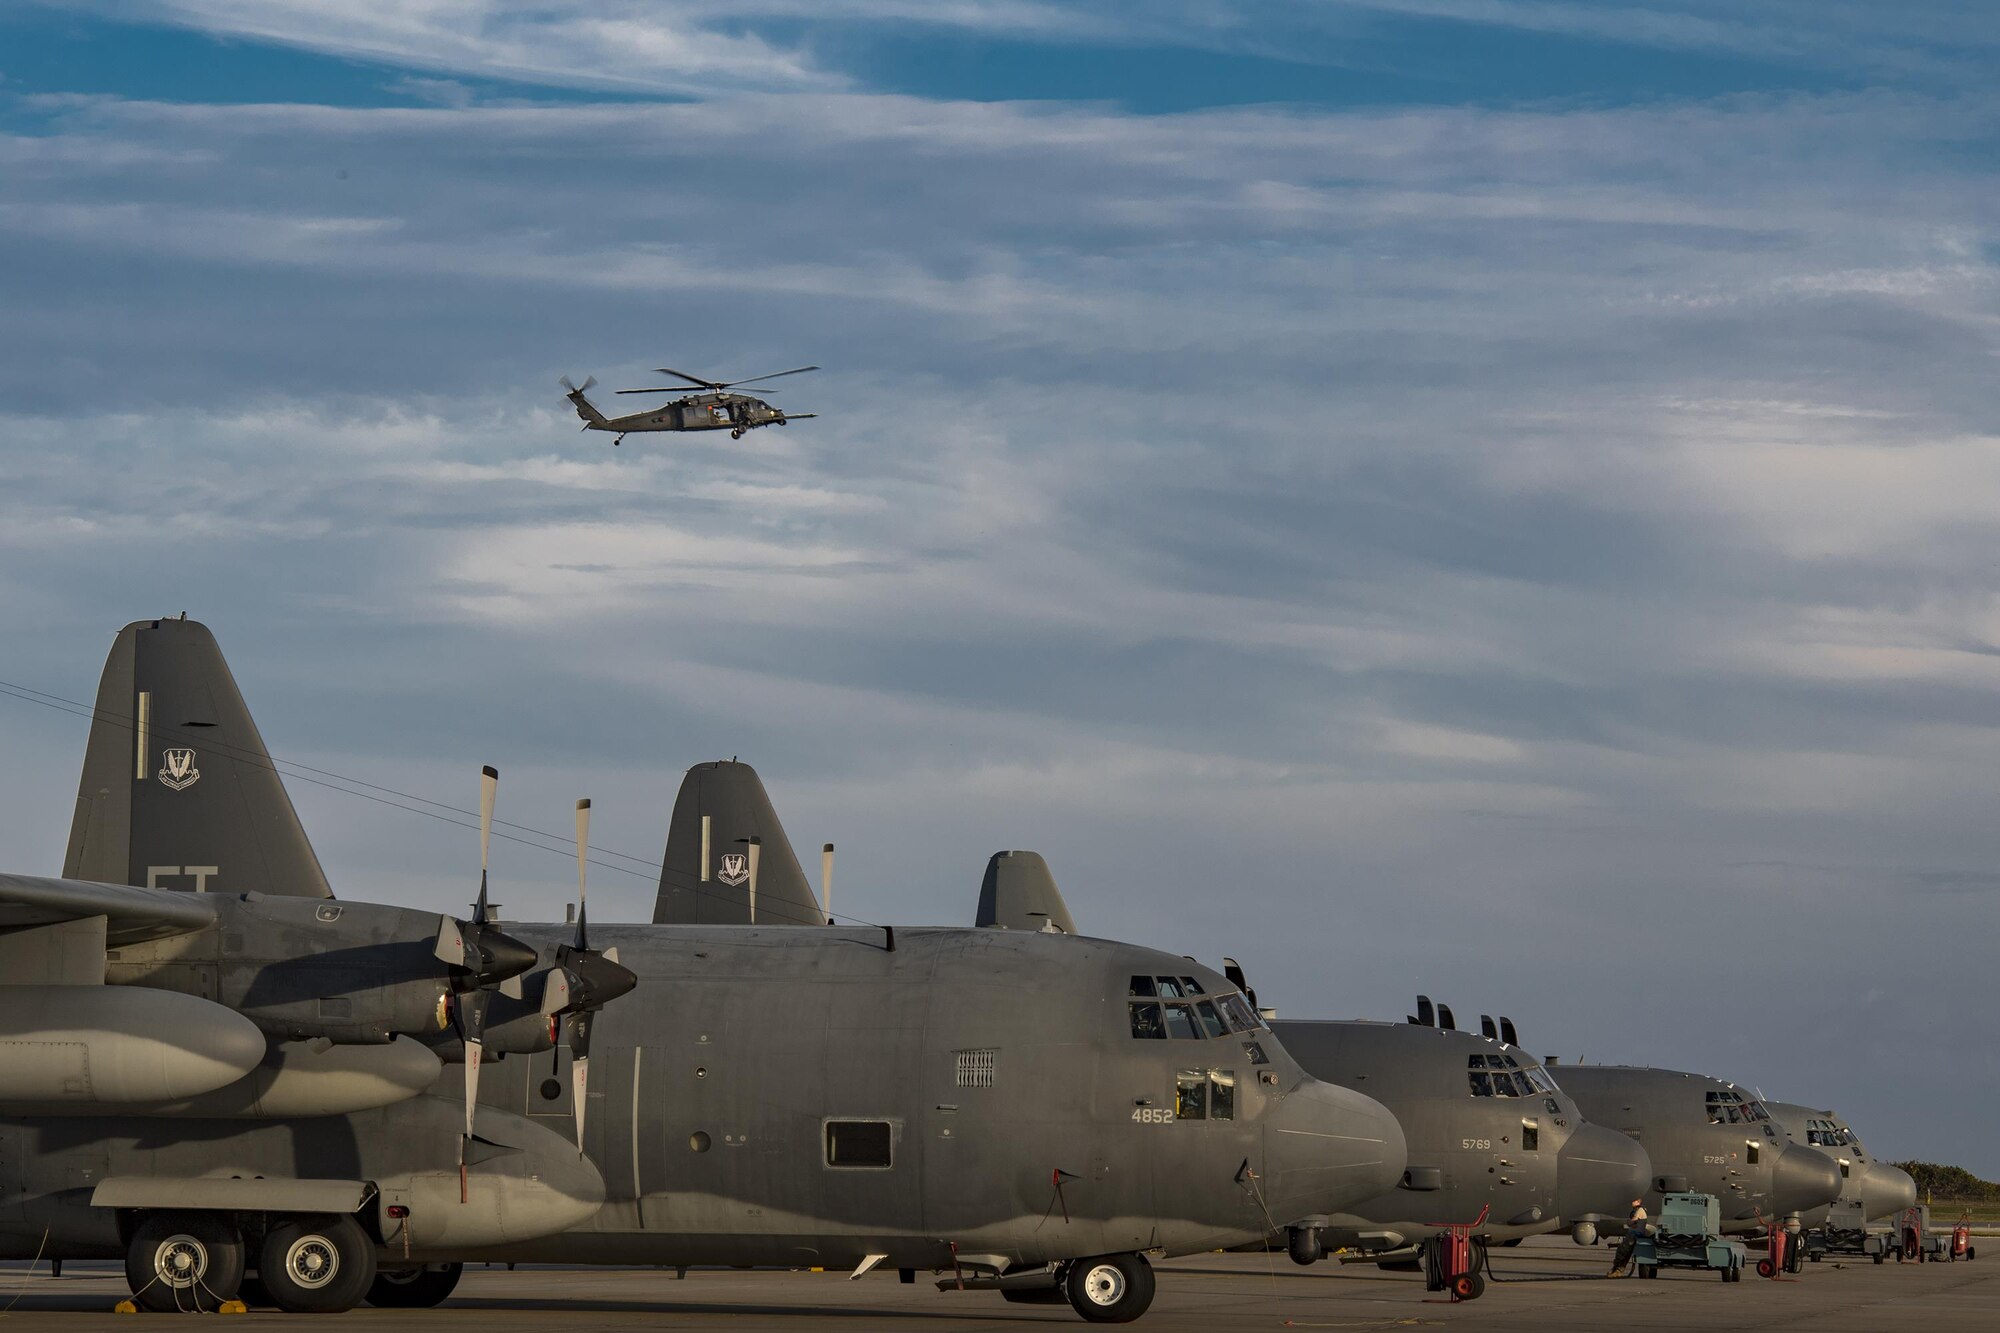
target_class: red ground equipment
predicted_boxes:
[1754,1215,1800,1279]
[1422,1204,1490,1302]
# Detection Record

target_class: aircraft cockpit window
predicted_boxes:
[1741,1101,1771,1122]
[1520,1066,1557,1095]
[1194,1000,1227,1039]
[1217,993,1263,1031]
[1176,1069,1209,1119]
[1163,1002,1201,1039]
[1155,977,1186,999]
[1174,1069,1237,1120]
[1180,976,1206,995]
[1130,976,1158,998]
[1242,1040,1269,1065]
[1469,1071,1495,1096]
[1130,1001,1166,1040]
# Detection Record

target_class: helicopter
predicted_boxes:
[560,365,818,444]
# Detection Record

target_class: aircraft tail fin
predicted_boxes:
[974,850,1078,934]
[64,616,333,898]
[560,375,605,425]
[653,760,822,924]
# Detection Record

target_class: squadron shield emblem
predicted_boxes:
[158,748,201,791]
[718,852,749,887]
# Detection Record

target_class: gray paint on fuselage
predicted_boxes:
[1557,1065,1843,1230]
[464,925,1407,1270]
[1271,1020,1647,1250]
[1765,1100,1917,1225]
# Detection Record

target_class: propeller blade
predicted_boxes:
[559,375,577,393]
[569,1010,594,1150]
[574,798,591,952]
[745,837,761,924]
[725,365,819,387]
[463,1038,483,1140]
[821,844,835,924]
[434,915,467,967]
[580,375,596,392]
[539,966,572,1017]
[652,367,725,389]
[478,766,498,878]
[602,945,619,965]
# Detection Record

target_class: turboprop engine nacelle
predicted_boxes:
[0,985,265,1105]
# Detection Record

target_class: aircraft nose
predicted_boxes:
[1262,1077,1407,1224]
[1556,1123,1652,1223]
[1771,1143,1844,1217]
[1865,1162,1918,1220]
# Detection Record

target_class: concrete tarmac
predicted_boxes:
[2,1238,1994,1330]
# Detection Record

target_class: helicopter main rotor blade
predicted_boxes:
[724,365,819,387]
[614,387,688,395]
[652,367,725,389]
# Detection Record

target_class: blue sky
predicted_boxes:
[2,2,1998,1172]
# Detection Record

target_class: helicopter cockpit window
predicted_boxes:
[1162,1002,1200,1040]
[1130,1001,1166,1040]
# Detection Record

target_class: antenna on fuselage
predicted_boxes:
[1410,995,1435,1026]
[1499,1016,1519,1047]
[1480,1014,1497,1039]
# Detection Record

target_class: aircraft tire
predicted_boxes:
[1874,1252,1885,1264]
[367,1263,464,1308]
[259,1214,375,1313]
[1064,1253,1155,1324]
[125,1212,245,1313]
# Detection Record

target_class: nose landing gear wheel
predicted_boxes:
[259,1214,375,1313]
[1064,1253,1155,1323]
[367,1262,465,1308]
[125,1213,246,1312]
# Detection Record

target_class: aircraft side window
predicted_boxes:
[1130,1001,1166,1040]
[1521,1120,1539,1151]
[1210,1070,1235,1121]
[1176,1069,1209,1120]
[825,1119,894,1169]
[1155,976,1185,999]
[1469,1072,1494,1097]
[1745,1141,1759,1166]
[1839,1159,1851,1179]
[1218,994,1258,1032]
[1180,976,1206,995]
[1503,1055,1520,1069]
[1129,975,1158,998]
[1194,1000,1227,1039]
[1163,1002,1200,1040]
[1241,1040,1269,1065]
[1726,1107,1741,1125]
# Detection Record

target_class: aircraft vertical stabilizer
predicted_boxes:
[975,850,1078,934]
[653,760,820,924]
[63,617,333,898]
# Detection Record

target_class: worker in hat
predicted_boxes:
[1608,1199,1650,1277]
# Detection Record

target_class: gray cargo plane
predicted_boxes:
[1765,1101,1917,1228]
[964,857,1647,1293]
[1272,1011,1651,1274]
[1556,1065,1843,1233]
[0,617,1407,1322]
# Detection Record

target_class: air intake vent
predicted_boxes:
[954,1049,997,1088]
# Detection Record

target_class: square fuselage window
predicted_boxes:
[826,1120,893,1168]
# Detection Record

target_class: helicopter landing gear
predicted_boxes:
[730,428,744,439]
[612,434,625,446]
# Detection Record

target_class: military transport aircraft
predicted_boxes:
[1271,1009,1651,1285]
[1555,1065,1843,1233]
[1765,1100,1917,1229]
[0,616,1408,1323]
[961,856,1649,1297]
[561,365,818,444]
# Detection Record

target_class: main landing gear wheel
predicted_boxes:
[260,1214,375,1313]
[368,1263,464,1308]
[1065,1253,1155,1324]
[125,1213,245,1312]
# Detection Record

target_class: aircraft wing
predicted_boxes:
[0,872,217,946]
